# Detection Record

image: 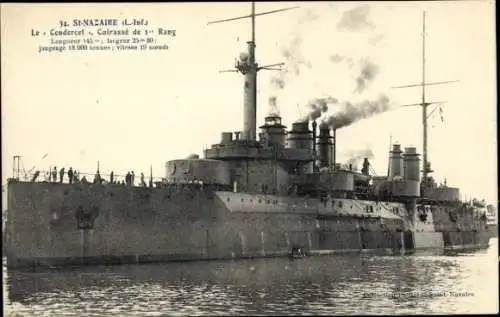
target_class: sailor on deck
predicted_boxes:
[52,167,57,182]
[140,173,145,187]
[59,167,65,183]
[68,167,74,184]
[125,171,131,186]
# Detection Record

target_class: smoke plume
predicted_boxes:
[319,121,330,129]
[281,37,313,76]
[271,77,285,89]
[274,5,387,125]
[323,94,390,129]
[268,71,286,115]
[276,9,318,79]
[268,8,318,116]
[345,148,374,170]
[354,58,379,93]
[329,56,380,93]
[346,148,374,161]
[300,97,338,122]
[337,5,375,31]
[329,54,355,68]
[268,96,279,116]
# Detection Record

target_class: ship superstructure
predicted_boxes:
[3,4,492,269]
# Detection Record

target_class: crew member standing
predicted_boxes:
[68,167,74,184]
[59,167,65,183]
[52,167,57,183]
[126,171,131,186]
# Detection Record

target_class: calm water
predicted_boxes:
[3,239,499,316]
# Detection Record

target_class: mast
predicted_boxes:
[208,2,297,141]
[392,11,458,186]
[421,12,428,182]
[251,2,255,45]
[237,1,257,142]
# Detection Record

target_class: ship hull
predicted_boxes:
[4,182,491,269]
[486,224,498,238]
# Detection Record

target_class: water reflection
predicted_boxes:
[4,239,498,316]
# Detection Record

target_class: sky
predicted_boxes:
[1,1,497,203]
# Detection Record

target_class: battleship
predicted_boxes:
[3,4,495,269]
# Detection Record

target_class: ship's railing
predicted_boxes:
[8,168,165,187]
[7,169,236,192]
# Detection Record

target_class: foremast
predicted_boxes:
[208,2,297,141]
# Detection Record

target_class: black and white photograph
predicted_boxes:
[1,1,498,315]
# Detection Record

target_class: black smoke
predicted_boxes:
[278,5,386,126]
[300,97,338,122]
[322,94,391,129]
[354,58,379,93]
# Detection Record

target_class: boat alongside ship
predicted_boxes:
[3,5,494,269]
